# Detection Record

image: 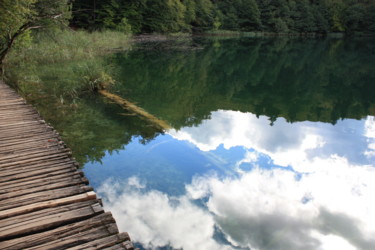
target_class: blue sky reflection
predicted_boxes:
[85,111,375,250]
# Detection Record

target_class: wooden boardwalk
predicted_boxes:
[0,81,135,249]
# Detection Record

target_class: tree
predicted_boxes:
[292,0,316,32]
[1,0,35,70]
[0,0,71,71]
[142,0,187,33]
[193,0,216,30]
[237,0,261,31]
[344,3,365,33]
[325,0,346,32]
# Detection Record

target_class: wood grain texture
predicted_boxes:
[0,81,135,249]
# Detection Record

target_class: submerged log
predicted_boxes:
[98,89,171,131]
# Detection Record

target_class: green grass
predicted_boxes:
[5,29,128,101]
[7,29,131,65]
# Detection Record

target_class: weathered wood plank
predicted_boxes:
[0,158,74,177]
[0,175,89,200]
[0,171,84,193]
[0,185,93,210]
[0,212,116,249]
[106,241,136,250]
[26,224,118,250]
[0,202,104,241]
[0,200,98,228]
[0,147,70,162]
[0,80,132,249]
[0,135,59,148]
[0,191,97,219]
[0,145,63,158]
[0,153,71,168]
[67,232,131,250]
[0,163,78,184]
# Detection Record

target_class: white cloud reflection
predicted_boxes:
[364,116,375,158]
[187,159,375,250]
[98,179,231,250]
[169,111,374,170]
[169,110,327,171]
[98,112,375,250]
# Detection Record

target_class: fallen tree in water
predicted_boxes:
[98,88,171,131]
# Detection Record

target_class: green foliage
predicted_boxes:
[70,0,375,35]
[143,0,188,33]
[0,0,71,69]
[0,0,36,66]
[116,18,132,33]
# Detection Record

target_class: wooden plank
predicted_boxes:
[0,153,71,168]
[0,120,42,127]
[0,128,54,140]
[0,145,63,158]
[0,200,98,229]
[0,171,84,192]
[0,135,59,148]
[0,185,93,210]
[0,202,104,241]
[0,191,97,219]
[0,144,62,157]
[0,175,88,200]
[0,132,60,144]
[0,125,51,134]
[0,212,116,249]
[0,158,74,178]
[26,224,119,250]
[0,81,131,249]
[106,241,136,250]
[67,232,131,250]
[0,147,69,162]
[0,164,79,185]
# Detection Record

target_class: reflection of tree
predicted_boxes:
[28,95,162,165]
[14,37,375,165]
[112,37,375,128]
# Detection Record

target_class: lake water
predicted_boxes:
[17,37,375,249]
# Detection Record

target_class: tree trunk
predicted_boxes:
[0,24,29,68]
[0,22,41,76]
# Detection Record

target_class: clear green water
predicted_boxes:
[14,37,375,249]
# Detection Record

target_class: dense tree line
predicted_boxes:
[71,0,375,34]
[2,0,375,71]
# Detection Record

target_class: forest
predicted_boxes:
[71,0,375,34]
[1,0,375,69]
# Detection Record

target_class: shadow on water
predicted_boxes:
[8,37,375,165]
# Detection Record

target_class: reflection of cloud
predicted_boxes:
[365,116,375,138]
[365,116,375,158]
[186,157,375,250]
[97,113,375,250]
[98,178,230,250]
[169,110,325,170]
[170,111,375,171]
[127,176,146,189]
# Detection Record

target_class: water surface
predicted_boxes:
[17,37,375,250]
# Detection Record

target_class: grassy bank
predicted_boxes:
[6,29,131,66]
[5,29,131,102]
